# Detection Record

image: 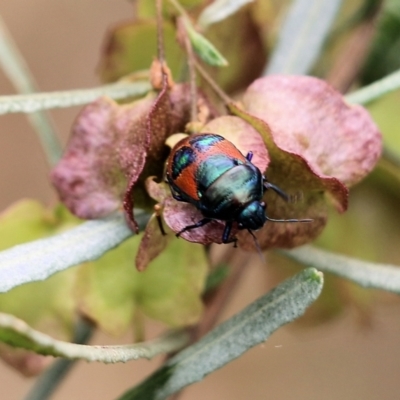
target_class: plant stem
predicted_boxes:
[177,17,198,124]
[156,0,165,63]
[193,58,233,105]
[163,249,251,400]
[0,80,152,115]
[167,0,190,20]
[0,15,62,165]
[345,68,400,105]
[24,319,94,400]
[195,250,250,339]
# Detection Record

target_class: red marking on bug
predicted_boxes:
[201,139,248,162]
[173,162,200,200]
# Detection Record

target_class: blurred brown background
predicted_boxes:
[1,1,400,399]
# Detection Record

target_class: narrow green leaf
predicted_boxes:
[0,81,152,115]
[346,68,400,105]
[24,319,94,400]
[265,0,343,75]
[203,264,230,293]
[185,20,228,67]
[118,268,324,400]
[281,245,400,294]
[0,312,188,362]
[0,212,149,293]
[197,0,254,28]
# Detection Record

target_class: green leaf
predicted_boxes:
[0,210,146,293]
[281,245,400,294]
[265,0,343,75]
[346,68,400,105]
[0,202,81,334]
[0,81,152,115]
[197,0,254,28]
[0,201,81,374]
[24,319,94,400]
[118,268,323,400]
[0,200,76,249]
[99,20,184,83]
[0,313,189,362]
[76,235,208,335]
[203,264,230,293]
[364,88,400,158]
[185,20,228,67]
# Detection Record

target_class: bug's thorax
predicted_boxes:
[197,163,264,220]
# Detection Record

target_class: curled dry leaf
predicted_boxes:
[52,83,212,232]
[145,176,170,204]
[122,80,170,232]
[135,212,170,271]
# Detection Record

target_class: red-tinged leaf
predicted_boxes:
[52,83,214,232]
[229,103,348,250]
[123,78,170,232]
[168,83,215,131]
[242,75,382,187]
[145,176,170,203]
[164,197,231,245]
[136,176,171,271]
[52,96,155,225]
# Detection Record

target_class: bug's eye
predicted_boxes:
[238,222,244,229]
[260,202,266,210]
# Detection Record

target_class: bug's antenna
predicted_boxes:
[266,217,313,223]
[264,181,289,201]
[247,229,266,264]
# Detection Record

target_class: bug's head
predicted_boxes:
[237,201,266,231]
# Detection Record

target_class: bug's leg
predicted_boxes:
[154,204,166,236]
[172,193,184,202]
[263,180,289,202]
[176,218,211,237]
[169,186,185,202]
[245,151,253,162]
[222,221,233,243]
[222,221,238,247]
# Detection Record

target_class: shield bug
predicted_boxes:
[166,133,311,244]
